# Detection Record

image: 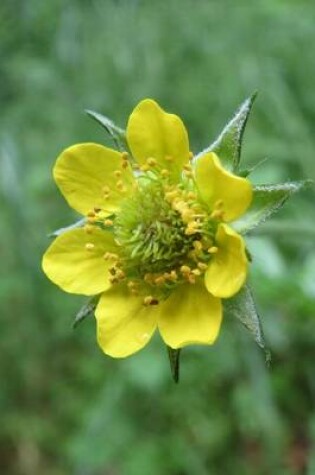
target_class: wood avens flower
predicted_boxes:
[42,99,253,358]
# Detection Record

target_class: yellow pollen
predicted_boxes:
[85,243,95,251]
[180,265,191,275]
[192,268,201,276]
[208,246,219,254]
[87,211,95,217]
[104,219,113,226]
[121,152,129,161]
[143,295,158,306]
[102,185,110,194]
[116,269,125,280]
[198,262,208,271]
[87,216,97,224]
[193,240,203,251]
[170,270,178,281]
[109,276,119,284]
[84,224,94,234]
[181,208,195,223]
[147,157,157,167]
[154,275,165,285]
[187,191,197,200]
[114,170,122,178]
[165,190,180,202]
[122,161,129,169]
[187,274,196,284]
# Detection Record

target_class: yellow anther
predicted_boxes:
[116,269,125,280]
[208,246,219,254]
[165,155,173,161]
[103,193,110,200]
[172,200,186,212]
[165,190,180,202]
[154,275,165,286]
[130,289,139,296]
[187,274,196,284]
[143,295,158,306]
[180,265,191,275]
[184,170,193,178]
[116,180,123,189]
[140,164,150,172]
[87,216,97,224]
[114,170,122,178]
[169,270,178,281]
[121,152,129,161]
[183,164,192,172]
[161,169,169,178]
[84,224,94,234]
[192,268,201,277]
[185,222,199,235]
[187,191,197,200]
[102,185,110,194]
[87,210,95,218]
[109,276,119,284]
[181,208,195,223]
[193,240,203,251]
[147,157,157,167]
[103,252,119,261]
[197,262,208,271]
[85,243,95,251]
[104,219,113,226]
[189,151,194,161]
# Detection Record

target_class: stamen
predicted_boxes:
[208,246,218,254]
[143,296,159,306]
[85,243,95,251]
[104,219,113,226]
[114,170,122,178]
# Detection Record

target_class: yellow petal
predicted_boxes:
[205,224,248,298]
[126,99,190,180]
[95,286,158,358]
[195,152,252,221]
[42,228,118,295]
[53,143,134,215]
[157,283,222,349]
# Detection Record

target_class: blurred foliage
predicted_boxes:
[0,1,315,474]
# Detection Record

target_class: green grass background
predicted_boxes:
[1,1,315,474]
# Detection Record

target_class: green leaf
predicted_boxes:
[233,180,310,235]
[167,346,181,383]
[85,109,127,151]
[73,296,98,329]
[49,218,86,238]
[224,285,270,362]
[197,92,257,172]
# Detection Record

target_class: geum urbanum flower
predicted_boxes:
[42,99,253,358]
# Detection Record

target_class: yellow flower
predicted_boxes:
[42,99,253,358]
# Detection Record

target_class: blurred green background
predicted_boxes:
[1,1,315,474]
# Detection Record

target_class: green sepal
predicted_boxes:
[233,180,311,235]
[166,346,181,383]
[85,109,127,151]
[224,285,270,363]
[197,92,257,172]
[49,218,86,238]
[73,296,99,329]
